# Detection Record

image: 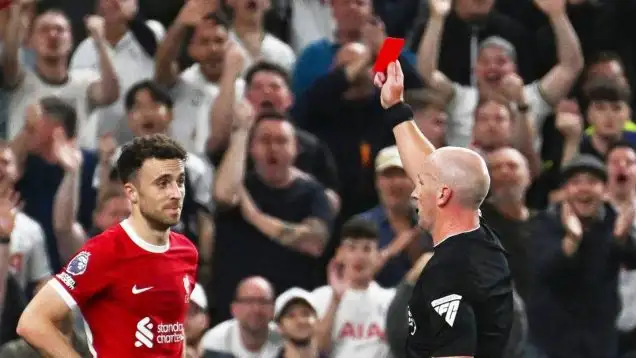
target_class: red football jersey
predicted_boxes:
[51,219,198,357]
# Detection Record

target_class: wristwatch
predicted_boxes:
[0,237,10,245]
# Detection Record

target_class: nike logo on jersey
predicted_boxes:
[431,294,462,327]
[132,285,154,294]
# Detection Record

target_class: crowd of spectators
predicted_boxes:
[0,0,636,357]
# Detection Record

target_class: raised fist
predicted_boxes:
[85,15,106,40]
[223,42,246,75]
[176,0,211,26]
[429,0,452,17]
[555,100,582,139]
[534,0,566,16]
[500,73,525,103]
[375,61,405,109]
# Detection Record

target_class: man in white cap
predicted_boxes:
[185,283,209,357]
[274,288,323,358]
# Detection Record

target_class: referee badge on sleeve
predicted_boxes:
[431,294,462,327]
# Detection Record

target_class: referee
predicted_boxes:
[374,61,513,358]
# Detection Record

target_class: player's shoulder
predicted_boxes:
[83,224,128,252]
[199,319,238,351]
[170,231,197,250]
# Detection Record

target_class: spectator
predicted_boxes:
[155,4,243,154]
[291,0,416,98]
[199,276,282,357]
[2,7,119,148]
[274,287,322,358]
[408,0,535,85]
[528,155,636,358]
[88,189,131,237]
[481,147,534,301]
[404,89,447,149]
[312,217,395,358]
[186,283,209,354]
[0,143,51,303]
[356,145,426,288]
[11,98,98,272]
[209,61,340,210]
[71,0,166,147]
[227,0,295,73]
[417,0,583,148]
[212,102,334,322]
[288,0,334,53]
[580,78,636,161]
[604,142,636,356]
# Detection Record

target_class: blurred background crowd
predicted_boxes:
[0,0,635,357]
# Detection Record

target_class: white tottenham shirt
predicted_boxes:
[7,68,100,148]
[170,64,245,154]
[446,82,553,149]
[198,318,282,358]
[7,212,51,291]
[312,282,395,358]
[228,30,296,74]
[70,20,165,149]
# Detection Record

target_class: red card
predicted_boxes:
[373,37,405,74]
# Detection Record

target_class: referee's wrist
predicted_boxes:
[384,102,414,129]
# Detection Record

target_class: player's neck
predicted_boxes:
[128,215,170,246]
[432,209,480,246]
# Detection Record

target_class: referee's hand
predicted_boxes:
[374,61,405,109]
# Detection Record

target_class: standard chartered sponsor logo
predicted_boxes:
[56,272,76,290]
[134,317,185,348]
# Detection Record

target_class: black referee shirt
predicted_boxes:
[406,219,513,358]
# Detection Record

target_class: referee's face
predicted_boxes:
[414,171,437,231]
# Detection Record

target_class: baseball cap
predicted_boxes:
[560,154,607,184]
[375,145,403,172]
[274,288,317,321]
[190,283,208,310]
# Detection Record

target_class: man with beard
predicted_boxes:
[528,154,636,358]
[481,147,534,301]
[199,276,282,358]
[417,0,583,149]
[17,134,199,357]
[274,288,323,358]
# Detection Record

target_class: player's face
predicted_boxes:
[278,302,317,342]
[246,71,293,113]
[249,119,297,185]
[586,100,630,140]
[475,47,516,90]
[376,167,414,213]
[31,12,73,60]
[340,238,378,284]
[607,147,636,193]
[129,158,186,230]
[473,101,512,150]
[188,22,228,77]
[487,148,530,202]
[563,172,605,219]
[128,89,173,137]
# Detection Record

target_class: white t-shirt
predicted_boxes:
[8,68,100,148]
[446,81,553,149]
[312,282,395,358]
[199,318,282,358]
[170,65,245,154]
[7,212,51,291]
[228,31,296,74]
[70,20,166,149]
[290,0,335,52]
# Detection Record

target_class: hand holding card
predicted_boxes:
[373,37,405,74]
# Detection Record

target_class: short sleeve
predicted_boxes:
[308,185,334,226]
[50,239,113,310]
[428,294,477,357]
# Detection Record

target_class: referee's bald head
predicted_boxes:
[419,147,490,211]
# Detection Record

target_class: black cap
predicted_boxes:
[561,154,607,184]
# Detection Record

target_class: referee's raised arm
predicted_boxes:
[373,62,436,184]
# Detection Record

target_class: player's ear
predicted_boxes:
[123,182,139,204]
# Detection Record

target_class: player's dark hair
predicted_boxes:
[203,11,230,29]
[124,80,173,111]
[40,96,78,138]
[585,77,631,103]
[116,134,188,183]
[606,140,636,160]
[340,217,378,241]
[245,61,291,88]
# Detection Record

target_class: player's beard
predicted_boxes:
[141,206,181,231]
